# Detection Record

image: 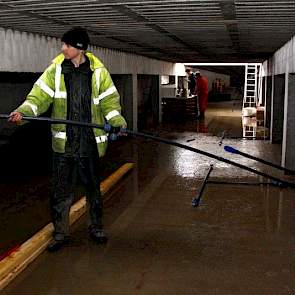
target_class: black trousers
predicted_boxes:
[51,153,102,240]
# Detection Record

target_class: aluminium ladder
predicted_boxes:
[243,63,257,108]
[242,63,264,138]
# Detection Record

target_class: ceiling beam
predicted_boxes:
[113,4,208,59]
[219,1,240,53]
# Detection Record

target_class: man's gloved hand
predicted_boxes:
[118,124,127,137]
[8,111,23,123]
[105,124,127,141]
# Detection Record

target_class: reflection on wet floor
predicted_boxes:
[2,101,295,294]
[160,101,243,137]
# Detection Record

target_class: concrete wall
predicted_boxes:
[0,73,40,139]
[272,37,295,75]
[282,73,295,170]
[265,76,272,128]
[0,83,32,137]
[264,34,295,171]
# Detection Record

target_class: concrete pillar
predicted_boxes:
[159,76,163,123]
[261,76,266,106]
[282,73,295,171]
[151,75,159,125]
[265,76,272,128]
[270,74,285,143]
[132,74,138,131]
[142,75,159,127]
[122,75,134,130]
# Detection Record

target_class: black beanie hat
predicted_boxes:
[61,27,90,50]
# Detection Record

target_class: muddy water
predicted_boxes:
[2,101,295,294]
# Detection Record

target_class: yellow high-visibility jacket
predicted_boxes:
[16,51,127,157]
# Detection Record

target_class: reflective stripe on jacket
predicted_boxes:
[16,52,126,157]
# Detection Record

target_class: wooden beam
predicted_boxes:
[0,162,134,291]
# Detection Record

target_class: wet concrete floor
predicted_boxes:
[2,101,295,294]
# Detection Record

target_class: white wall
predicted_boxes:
[263,35,295,76]
[0,27,178,76]
[191,68,230,92]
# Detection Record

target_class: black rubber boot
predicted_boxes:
[47,237,70,253]
[89,226,108,244]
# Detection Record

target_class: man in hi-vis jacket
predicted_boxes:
[9,27,127,252]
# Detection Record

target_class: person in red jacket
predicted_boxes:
[194,71,209,119]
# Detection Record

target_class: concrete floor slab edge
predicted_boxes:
[0,162,134,291]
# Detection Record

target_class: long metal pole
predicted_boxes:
[218,130,226,146]
[224,145,295,175]
[130,130,294,187]
[0,114,106,130]
[207,180,277,186]
[192,164,214,207]
[1,114,294,188]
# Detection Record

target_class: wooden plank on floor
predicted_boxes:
[0,162,134,291]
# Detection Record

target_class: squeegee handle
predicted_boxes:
[224,145,295,175]
[0,114,126,134]
[1,114,294,187]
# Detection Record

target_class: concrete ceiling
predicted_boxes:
[0,0,294,63]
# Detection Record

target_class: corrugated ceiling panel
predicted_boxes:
[0,27,176,75]
[0,0,294,62]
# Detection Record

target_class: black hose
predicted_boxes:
[1,114,295,188]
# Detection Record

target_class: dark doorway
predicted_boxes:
[137,75,159,131]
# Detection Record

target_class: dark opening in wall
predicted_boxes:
[138,75,159,131]
[272,74,285,143]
